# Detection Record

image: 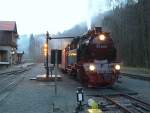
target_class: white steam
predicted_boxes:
[86,0,108,29]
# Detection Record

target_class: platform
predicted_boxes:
[31,74,62,81]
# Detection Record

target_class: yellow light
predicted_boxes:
[99,34,106,41]
[72,53,77,56]
[68,53,77,56]
[44,48,47,52]
[87,109,102,113]
[43,43,48,56]
[89,65,96,71]
[115,64,120,70]
[44,43,48,48]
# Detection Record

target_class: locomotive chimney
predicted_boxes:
[95,27,102,33]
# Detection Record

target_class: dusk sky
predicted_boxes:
[0,0,108,35]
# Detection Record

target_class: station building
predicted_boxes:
[0,21,19,67]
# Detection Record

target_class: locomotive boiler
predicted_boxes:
[61,27,120,87]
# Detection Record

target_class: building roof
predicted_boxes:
[0,21,17,32]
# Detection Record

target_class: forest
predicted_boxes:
[102,0,150,68]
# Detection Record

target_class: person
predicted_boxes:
[87,98,103,113]
[88,98,99,109]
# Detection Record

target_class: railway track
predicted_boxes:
[86,93,150,113]
[121,72,150,81]
[0,68,30,94]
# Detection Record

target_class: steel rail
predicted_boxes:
[0,69,27,76]
[103,96,134,113]
[0,70,27,81]
[0,69,28,94]
[121,94,150,107]
[133,102,150,112]
[0,75,24,94]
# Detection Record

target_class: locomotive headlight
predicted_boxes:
[115,64,120,70]
[89,65,96,71]
[99,34,106,41]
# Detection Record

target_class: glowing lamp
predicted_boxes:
[99,34,106,41]
[115,64,120,70]
[44,43,48,48]
[89,65,96,71]
[43,43,48,56]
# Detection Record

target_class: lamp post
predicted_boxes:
[46,31,49,79]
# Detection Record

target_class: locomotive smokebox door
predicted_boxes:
[51,49,62,64]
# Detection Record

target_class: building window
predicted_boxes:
[0,50,8,62]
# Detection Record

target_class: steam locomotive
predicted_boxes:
[61,27,120,87]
